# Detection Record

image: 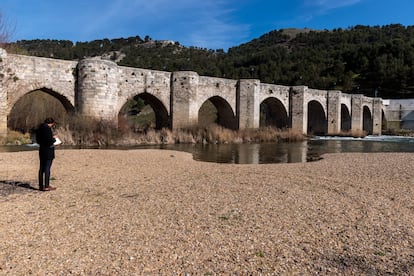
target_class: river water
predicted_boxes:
[1,135,413,164]
[192,135,414,163]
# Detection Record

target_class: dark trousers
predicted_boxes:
[39,158,53,190]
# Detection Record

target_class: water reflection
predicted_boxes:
[1,136,413,164]
[192,137,414,164]
[193,141,310,164]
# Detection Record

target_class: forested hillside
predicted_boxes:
[7,24,414,99]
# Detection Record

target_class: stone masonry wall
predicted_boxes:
[77,58,120,121]
[171,71,200,128]
[351,94,364,132]
[383,99,414,130]
[290,86,307,134]
[5,54,77,111]
[0,49,7,136]
[258,84,290,115]
[327,90,342,134]
[238,79,260,129]
[117,66,171,115]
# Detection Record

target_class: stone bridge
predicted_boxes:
[0,48,383,137]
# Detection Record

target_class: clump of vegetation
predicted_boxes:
[331,129,368,138]
[118,96,156,132]
[56,115,122,146]
[382,128,414,137]
[0,130,31,145]
[112,124,304,146]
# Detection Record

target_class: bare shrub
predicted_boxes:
[335,129,367,138]
[160,128,175,144]
[206,124,237,144]
[277,128,305,142]
[239,127,304,143]
[0,130,31,145]
[54,124,75,145]
[50,115,305,146]
[172,129,196,144]
[57,115,120,146]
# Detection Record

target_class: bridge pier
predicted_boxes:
[237,79,260,129]
[171,71,200,129]
[372,98,383,135]
[327,90,342,135]
[351,94,364,134]
[290,86,307,134]
[77,58,120,122]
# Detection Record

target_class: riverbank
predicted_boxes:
[0,150,413,274]
[1,125,305,147]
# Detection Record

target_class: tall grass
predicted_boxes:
[382,128,414,137]
[1,115,305,146]
[332,129,367,138]
[69,121,305,145]
[0,130,32,145]
[55,115,121,146]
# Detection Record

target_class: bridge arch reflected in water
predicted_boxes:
[192,141,309,164]
[190,137,414,164]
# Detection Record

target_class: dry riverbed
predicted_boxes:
[0,149,413,275]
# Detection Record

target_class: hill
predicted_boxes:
[6,24,414,99]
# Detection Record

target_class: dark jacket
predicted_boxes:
[36,123,56,160]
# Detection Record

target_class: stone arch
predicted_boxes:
[340,104,351,132]
[8,87,75,115]
[198,96,237,130]
[363,105,373,134]
[118,92,170,130]
[7,87,75,132]
[307,100,327,135]
[260,97,289,128]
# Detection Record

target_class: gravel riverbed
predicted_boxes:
[0,149,413,275]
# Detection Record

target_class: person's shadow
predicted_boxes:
[0,180,38,196]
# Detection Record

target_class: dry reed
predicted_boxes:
[68,123,305,146]
[1,117,305,146]
[0,130,31,145]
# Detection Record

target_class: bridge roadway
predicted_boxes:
[0,48,383,137]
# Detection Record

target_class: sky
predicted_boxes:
[2,0,414,50]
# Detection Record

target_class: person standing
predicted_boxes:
[36,117,57,191]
